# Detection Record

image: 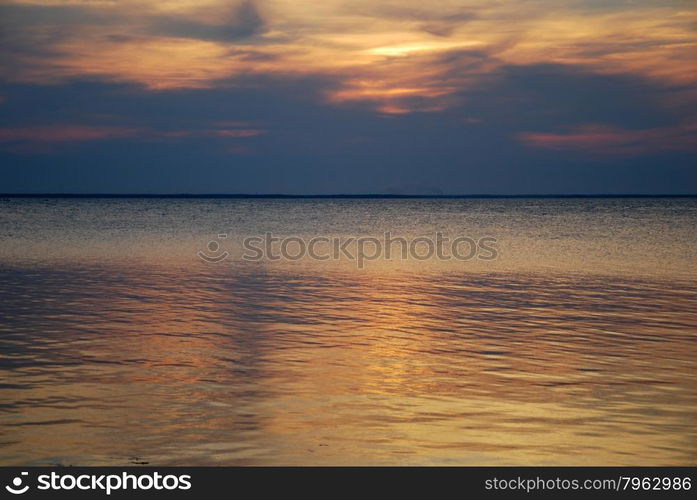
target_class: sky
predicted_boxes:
[1,0,696,194]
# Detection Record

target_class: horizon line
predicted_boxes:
[1,193,697,199]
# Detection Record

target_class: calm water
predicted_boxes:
[1,197,696,465]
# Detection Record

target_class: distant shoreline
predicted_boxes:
[1,193,696,199]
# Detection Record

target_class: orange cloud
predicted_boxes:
[1,1,696,113]
[157,129,264,139]
[0,125,141,143]
[213,129,263,138]
[518,123,697,155]
[0,124,264,149]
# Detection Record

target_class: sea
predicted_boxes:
[0,196,695,465]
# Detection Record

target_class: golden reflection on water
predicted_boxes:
[1,198,696,464]
[1,261,696,465]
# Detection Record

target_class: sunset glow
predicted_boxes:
[2,0,697,193]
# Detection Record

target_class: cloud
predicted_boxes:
[1,0,696,108]
[157,128,264,139]
[0,125,141,143]
[345,2,479,37]
[325,47,496,113]
[0,3,110,27]
[1,65,696,193]
[1,3,697,193]
[150,1,266,42]
[0,124,264,150]
[518,123,697,155]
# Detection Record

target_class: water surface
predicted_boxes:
[1,197,696,465]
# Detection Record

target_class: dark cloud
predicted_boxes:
[345,3,478,37]
[0,3,115,78]
[150,1,266,42]
[456,63,689,129]
[420,13,478,37]
[0,0,267,76]
[0,61,696,194]
[353,3,477,23]
[223,49,279,62]
[0,4,109,27]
